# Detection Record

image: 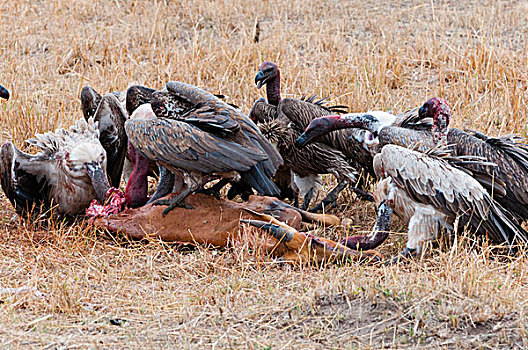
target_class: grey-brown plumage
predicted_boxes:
[364,145,528,255]
[0,119,110,216]
[126,81,282,215]
[259,118,357,211]
[80,87,127,188]
[346,98,528,222]
[278,98,375,178]
[126,85,156,116]
[252,61,364,210]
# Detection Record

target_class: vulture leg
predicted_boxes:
[152,186,195,216]
[301,187,316,211]
[386,206,438,264]
[227,180,254,201]
[349,186,375,202]
[309,180,348,213]
[195,178,230,200]
[342,201,393,250]
[152,172,201,216]
[147,166,176,204]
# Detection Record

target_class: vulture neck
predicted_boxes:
[432,115,449,147]
[266,71,281,106]
[125,143,150,208]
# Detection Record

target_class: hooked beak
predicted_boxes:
[85,161,111,205]
[255,70,267,89]
[0,85,9,100]
[295,115,343,149]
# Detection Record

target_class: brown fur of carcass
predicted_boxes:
[93,194,308,247]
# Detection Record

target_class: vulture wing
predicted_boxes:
[0,142,55,215]
[376,145,527,245]
[125,118,268,175]
[156,81,282,178]
[448,128,528,220]
[249,97,277,124]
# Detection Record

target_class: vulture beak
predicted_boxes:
[295,115,344,149]
[255,70,267,89]
[296,114,382,149]
[85,161,111,205]
[418,104,426,118]
[0,85,9,100]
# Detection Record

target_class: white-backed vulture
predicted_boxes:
[0,118,110,216]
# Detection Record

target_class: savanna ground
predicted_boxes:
[1,0,528,348]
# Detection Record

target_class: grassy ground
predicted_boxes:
[1,0,528,348]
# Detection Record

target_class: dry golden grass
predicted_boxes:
[1,0,528,348]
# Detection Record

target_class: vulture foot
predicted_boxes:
[385,247,417,265]
[350,187,375,202]
[195,178,230,200]
[308,181,348,213]
[152,195,194,217]
[301,188,316,211]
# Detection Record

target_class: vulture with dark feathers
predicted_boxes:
[125,81,283,216]
[346,145,528,259]
[297,97,528,223]
[0,85,10,100]
[80,87,128,188]
[0,118,111,216]
[258,118,358,211]
[252,62,374,181]
[252,61,370,211]
[80,85,161,208]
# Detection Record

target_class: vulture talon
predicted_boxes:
[308,181,347,213]
[350,186,375,202]
[158,198,194,217]
[195,178,230,200]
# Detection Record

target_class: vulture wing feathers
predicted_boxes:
[376,145,527,245]
[447,129,528,220]
[0,142,54,214]
[125,118,267,175]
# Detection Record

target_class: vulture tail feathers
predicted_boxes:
[240,164,280,197]
[487,200,528,248]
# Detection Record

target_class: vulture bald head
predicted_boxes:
[255,61,280,89]
[296,114,379,149]
[0,85,9,100]
[419,97,451,145]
